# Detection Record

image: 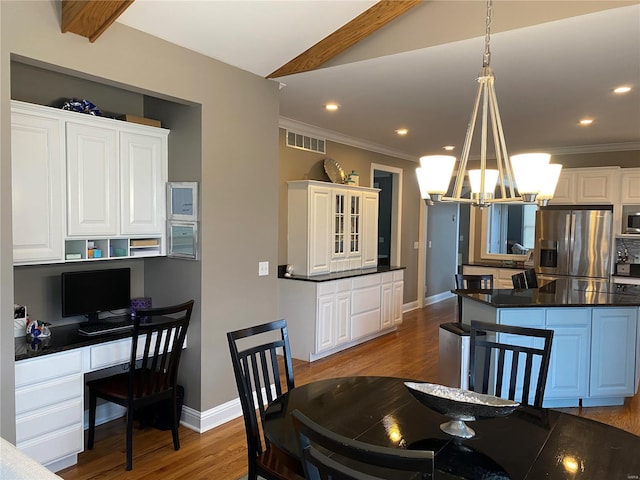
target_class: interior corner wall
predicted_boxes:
[277,129,422,304]
[0,0,17,442]
[1,0,281,430]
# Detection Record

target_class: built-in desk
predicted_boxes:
[14,323,183,473]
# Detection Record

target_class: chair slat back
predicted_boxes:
[511,272,527,289]
[524,268,539,288]
[292,410,434,480]
[129,300,193,400]
[227,319,295,458]
[469,320,553,407]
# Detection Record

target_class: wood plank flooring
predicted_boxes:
[58,298,639,479]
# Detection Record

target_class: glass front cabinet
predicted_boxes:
[287,180,379,276]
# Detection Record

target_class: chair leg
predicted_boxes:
[126,407,133,470]
[171,395,180,450]
[87,389,96,449]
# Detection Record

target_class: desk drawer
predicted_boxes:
[353,274,381,289]
[17,424,83,467]
[351,285,381,315]
[16,397,83,444]
[16,374,83,415]
[15,350,82,388]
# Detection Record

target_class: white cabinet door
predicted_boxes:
[331,189,363,270]
[549,170,576,204]
[380,282,393,330]
[575,168,618,204]
[66,122,118,236]
[120,131,167,234]
[309,185,332,275]
[361,191,379,268]
[11,109,64,264]
[316,295,335,352]
[590,308,637,398]
[392,278,404,324]
[620,168,640,204]
[335,291,351,345]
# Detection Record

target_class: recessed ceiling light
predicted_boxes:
[613,85,632,94]
[395,128,408,136]
[324,103,339,111]
[579,118,594,126]
[443,145,455,151]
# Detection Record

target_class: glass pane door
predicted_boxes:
[350,194,360,254]
[334,193,345,254]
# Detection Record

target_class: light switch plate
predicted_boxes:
[258,261,269,276]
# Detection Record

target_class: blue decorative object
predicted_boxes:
[61,98,103,116]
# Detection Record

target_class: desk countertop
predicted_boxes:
[278,265,405,283]
[15,323,132,362]
[455,278,640,308]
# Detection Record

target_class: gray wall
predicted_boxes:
[277,129,423,305]
[426,203,459,295]
[1,0,280,440]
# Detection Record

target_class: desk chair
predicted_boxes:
[227,319,303,480]
[87,300,194,470]
[469,320,553,407]
[454,274,494,322]
[292,409,434,480]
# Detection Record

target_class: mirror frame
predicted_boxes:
[472,207,529,262]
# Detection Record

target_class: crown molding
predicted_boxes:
[279,117,417,162]
[280,117,639,161]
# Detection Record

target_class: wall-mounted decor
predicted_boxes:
[167,182,198,221]
[168,221,198,260]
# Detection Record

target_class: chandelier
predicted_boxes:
[415,0,562,207]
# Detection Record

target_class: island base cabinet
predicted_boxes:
[588,308,637,402]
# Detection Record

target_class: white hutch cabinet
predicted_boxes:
[11,100,168,265]
[287,180,379,277]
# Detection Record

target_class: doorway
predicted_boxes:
[371,164,402,268]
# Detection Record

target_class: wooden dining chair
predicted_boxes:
[87,299,194,470]
[469,320,553,407]
[524,268,539,288]
[511,272,527,289]
[292,409,434,480]
[454,274,494,322]
[227,319,304,480]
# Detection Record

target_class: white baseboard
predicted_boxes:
[424,290,455,305]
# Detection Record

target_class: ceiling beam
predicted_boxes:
[62,0,134,43]
[267,0,421,79]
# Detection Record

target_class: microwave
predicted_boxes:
[626,212,640,234]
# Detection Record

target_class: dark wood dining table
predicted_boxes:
[263,376,640,479]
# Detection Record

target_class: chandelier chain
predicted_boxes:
[483,0,493,67]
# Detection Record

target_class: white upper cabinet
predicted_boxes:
[120,131,167,235]
[620,168,640,204]
[11,106,65,264]
[11,100,169,265]
[66,122,118,236]
[287,180,380,276]
[550,167,620,205]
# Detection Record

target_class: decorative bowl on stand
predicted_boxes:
[404,382,519,439]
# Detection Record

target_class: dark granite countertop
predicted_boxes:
[455,278,640,308]
[463,261,527,270]
[278,265,405,283]
[15,322,132,362]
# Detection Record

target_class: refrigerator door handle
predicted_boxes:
[568,212,576,271]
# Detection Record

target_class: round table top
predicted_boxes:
[264,376,640,480]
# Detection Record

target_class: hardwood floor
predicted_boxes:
[58,298,639,479]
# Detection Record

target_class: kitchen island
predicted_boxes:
[456,279,640,408]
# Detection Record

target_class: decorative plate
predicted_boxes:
[323,157,346,184]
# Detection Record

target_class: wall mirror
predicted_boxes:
[168,221,198,260]
[167,182,198,221]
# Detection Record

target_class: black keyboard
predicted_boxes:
[78,318,133,336]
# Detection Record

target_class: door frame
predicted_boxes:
[370,164,403,269]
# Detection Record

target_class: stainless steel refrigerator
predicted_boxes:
[535,205,613,280]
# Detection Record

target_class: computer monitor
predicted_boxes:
[61,268,131,322]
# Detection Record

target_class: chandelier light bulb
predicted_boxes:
[418,155,456,201]
[510,153,551,199]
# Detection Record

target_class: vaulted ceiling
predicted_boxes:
[61,0,640,160]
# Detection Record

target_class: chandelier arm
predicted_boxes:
[453,78,484,198]
[487,78,507,199]
[488,78,517,198]
[480,77,490,197]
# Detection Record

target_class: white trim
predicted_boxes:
[424,290,455,306]
[279,117,417,162]
[371,163,403,269]
[280,116,640,160]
